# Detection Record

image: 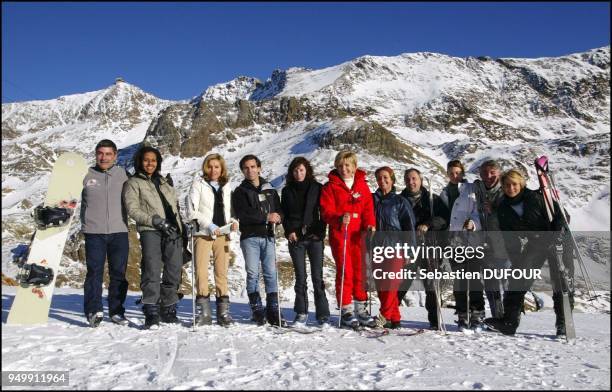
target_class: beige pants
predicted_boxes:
[194,235,230,297]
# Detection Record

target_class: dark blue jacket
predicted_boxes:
[373,188,416,231]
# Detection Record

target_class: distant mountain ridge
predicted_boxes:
[2,46,609,296]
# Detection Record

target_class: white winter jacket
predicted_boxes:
[440,182,482,232]
[185,176,234,237]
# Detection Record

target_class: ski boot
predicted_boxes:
[248,292,266,326]
[373,313,388,329]
[469,310,486,332]
[341,305,360,329]
[355,301,377,328]
[143,304,160,330]
[17,263,54,287]
[195,296,212,326]
[216,296,234,327]
[456,312,469,332]
[87,311,104,328]
[265,292,288,327]
[33,205,73,229]
[160,303,180,324]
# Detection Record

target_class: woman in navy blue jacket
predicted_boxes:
[372,166,416,329]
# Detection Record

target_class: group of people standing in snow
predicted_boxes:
[81,139,573,337]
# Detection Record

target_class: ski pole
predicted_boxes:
[338,222,349,327]
[189,221,197,332]
[548,172,599,301]
[272,222,282,328]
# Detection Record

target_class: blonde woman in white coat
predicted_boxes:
[439,160,485,332]
[186,153,238,327]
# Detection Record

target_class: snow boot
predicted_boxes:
[265,292,288,327]
[143,304,160,330]
[216,296,234,327]
[294,313,308,327]
[160,303,180,324]
[87,311,103,328]
[110,313,128,326]
[248,292,266,326]
[355,300,376,328]
[485,294,522,335]
[317,315,331,327]
[469,310,486,332]
[196,296,212,326]
[456,312,469,332]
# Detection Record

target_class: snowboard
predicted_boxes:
[7,152,89,325]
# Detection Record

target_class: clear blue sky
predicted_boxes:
[2,2,609,103]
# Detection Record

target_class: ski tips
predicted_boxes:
[535,156,549,172]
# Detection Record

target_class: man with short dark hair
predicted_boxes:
[81,139,130,327]
[231,155,286,326]
[398,168,449,329]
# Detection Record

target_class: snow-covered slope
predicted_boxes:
[1,287,610,390]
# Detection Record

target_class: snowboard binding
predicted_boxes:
[33,204,74,229]
[16,263,55,287]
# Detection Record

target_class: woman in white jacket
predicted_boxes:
[439,160,485,332]
[186,153,238,327]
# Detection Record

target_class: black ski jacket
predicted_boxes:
[231,177,282,240]
[281,179,326,241]
[400,187,449,231]
[497,188,564,261]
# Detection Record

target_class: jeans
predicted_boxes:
[240,236,278,294]
[84,233,129,316]
[288,239,330,320]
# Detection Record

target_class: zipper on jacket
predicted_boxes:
[106,170,110,234]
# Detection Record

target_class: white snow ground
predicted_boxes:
[2,287,610,390]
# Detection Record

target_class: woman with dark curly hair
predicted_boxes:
[281,157,330,326]
[122,146,183,330]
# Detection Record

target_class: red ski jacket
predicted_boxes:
[320,169,375,232]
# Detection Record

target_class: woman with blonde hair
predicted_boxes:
[186,153,238,327]
[486,168,568,337]
[320,151,376,328]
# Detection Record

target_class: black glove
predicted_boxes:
[152,215,177,237]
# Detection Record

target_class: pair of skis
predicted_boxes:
[423,177,447,335]
[534,155,592,344]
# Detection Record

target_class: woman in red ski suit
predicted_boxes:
[320,151,376,328]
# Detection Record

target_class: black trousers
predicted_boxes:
[288,239,330,320]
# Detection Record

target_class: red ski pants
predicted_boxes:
[329,228,368,307]
[376,257,404,323]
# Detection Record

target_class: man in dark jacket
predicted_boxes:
[398,168,449,329]
[81,139,129,327]
[231,154,286,326]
